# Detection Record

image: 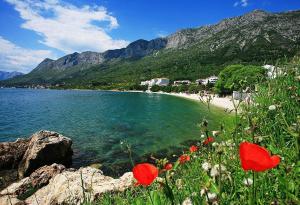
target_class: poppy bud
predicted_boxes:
[164,163,173,170]
[179,155,191,164]
[189,145,198,153]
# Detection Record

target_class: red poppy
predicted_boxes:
[239,142,280,172]
[203,137,214,145]
[132,163,158,186]
[164,163,173,170]
[190,145,198,153]
[179,154,191,164]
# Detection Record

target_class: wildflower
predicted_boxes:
[189,145,198,153]
[164,163,173,171]
[201,134,205,139]
[179,155,191,164]
[156,177,164,183]
[212,131,221,137]
[268,105,276,111]
[243,178,253,187]
[176,179,183,189]
[210,164,226,177]
[201,162,211,172]
[239,142,280,172]
[212,142,219,147]
[132,163,158,186]
[182,197,193,205]
[203,137,214,145]
[200,189,217,202]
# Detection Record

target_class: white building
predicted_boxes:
[207,76,219,84]
[141,78,169,87]
[140,80,150,86]
[263,65,284,79]
[197,76,219,85]
[156,78,169,86]
[173,80,191,86]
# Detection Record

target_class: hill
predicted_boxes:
[2,9,300,88]
[0,71,23,81]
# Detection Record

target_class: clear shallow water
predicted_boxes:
[0,88,230,175]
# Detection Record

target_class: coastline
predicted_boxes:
[125,90,236,111]
[1,87,236,110]
[159,92,235,111]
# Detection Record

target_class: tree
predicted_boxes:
[150,85,161,92]
[215,64,266,94]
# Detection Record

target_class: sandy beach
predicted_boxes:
[156,92,237,111]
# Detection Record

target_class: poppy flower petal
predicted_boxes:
[133,163,158,186]
[270,155,280,168]
[239,142,281,172]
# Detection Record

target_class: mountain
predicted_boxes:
[2,9,300,88]
[0,71,24,81]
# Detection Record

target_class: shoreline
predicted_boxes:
[125,90,236,111]
[157,92,235,111]
[1,87,236,110]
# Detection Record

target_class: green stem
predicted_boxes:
[252,172,256,205]
[164,174,175,205]
[147,188,154,205]
[219,153,222,197]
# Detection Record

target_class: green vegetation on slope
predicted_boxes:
[2,34,299,89]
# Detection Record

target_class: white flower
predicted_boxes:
[182,197,193,205]
[200,189,217,202]
[210,164,226,177]
[176,179,183,189]
[207,193,217,202]
[156,177,164,183]
[269,105,276,111]
[212,131,220,137]
[201,134,205,138]
[201,162,211,172]
[212,142,219,147]
[243,178,253,186]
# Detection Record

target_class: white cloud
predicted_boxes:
[156,31,168,38]
[234,0,249,7]
[0,36,55,73]
[5,0,129,54]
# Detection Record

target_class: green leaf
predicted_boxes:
[151,191,162,205]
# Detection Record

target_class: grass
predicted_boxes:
[80,58,300,205]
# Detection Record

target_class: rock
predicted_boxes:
[28,163,65,189]
[18,131,73,178]
[0,164,65,205]
[0,138,30,170]
[25,167,133,205]
[0,169,18,191]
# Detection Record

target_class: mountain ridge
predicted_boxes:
[0,71,24,81]
[2,9,300,87]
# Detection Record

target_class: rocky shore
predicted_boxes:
[0,131,134,205]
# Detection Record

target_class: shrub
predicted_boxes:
[215,64,266,94]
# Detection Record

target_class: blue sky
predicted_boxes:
[0,0,300,73]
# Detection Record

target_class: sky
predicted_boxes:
[0,0,300,73]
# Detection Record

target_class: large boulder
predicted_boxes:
[0,138,30,170]
[0,164,65,204]
[25,167,133,205]
[0,167,133,205]
[18,131,73,178]
[0,164,66,205]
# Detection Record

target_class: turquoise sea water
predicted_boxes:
[0,88,229,175]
